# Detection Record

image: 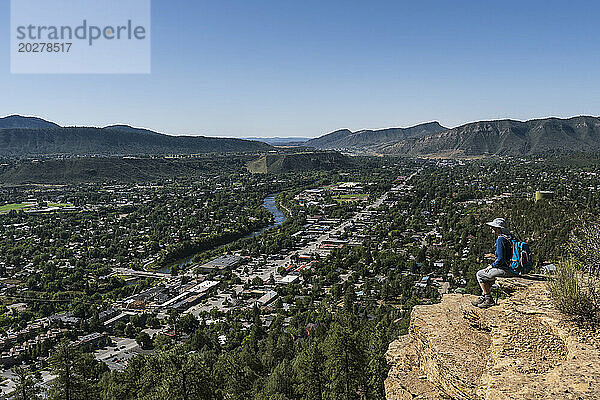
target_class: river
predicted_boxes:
[160,194,286,273]
[249,194,287,237]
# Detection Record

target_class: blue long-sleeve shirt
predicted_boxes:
[491,235,512,269]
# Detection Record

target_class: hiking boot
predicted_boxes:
[471,295,486,306]
[477,295,495,309]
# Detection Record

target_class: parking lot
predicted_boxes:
[94,337,147,371]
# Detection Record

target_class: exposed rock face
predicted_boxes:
[385,277,600,400]
[381,116,600,157]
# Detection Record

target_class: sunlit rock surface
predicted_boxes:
[385,277,600,400]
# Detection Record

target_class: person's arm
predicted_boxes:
[490,237,505,268]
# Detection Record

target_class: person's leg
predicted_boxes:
[473,268,494,306]
[480,281,492,295]
[475,267,514,308]
[476,268,494,293]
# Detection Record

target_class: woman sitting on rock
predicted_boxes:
[472,218,516,309]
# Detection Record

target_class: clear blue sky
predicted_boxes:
[1,0,599,137]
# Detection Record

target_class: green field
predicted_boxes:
[0,203,34,212]
[0,202,73,213]
[334,193,369,203]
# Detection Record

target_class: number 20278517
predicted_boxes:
[18,42,72,53]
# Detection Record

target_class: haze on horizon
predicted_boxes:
[1,0,599,138]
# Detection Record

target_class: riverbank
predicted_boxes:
[157,194,287,273]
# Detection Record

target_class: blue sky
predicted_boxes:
[1,0,600,137]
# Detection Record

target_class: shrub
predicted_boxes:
[549,219,600,323]
[568,220,600,275]
[548,259,600,323]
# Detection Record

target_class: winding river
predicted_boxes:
[249,194,287,237]
[162,194,286,273]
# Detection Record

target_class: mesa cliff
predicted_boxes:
[385,277,600,400]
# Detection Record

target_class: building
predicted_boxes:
[6,303,27,315]
[256,290,278,306]
[277,275,299,285]
[73,332,109,350]
[197,255,243,272]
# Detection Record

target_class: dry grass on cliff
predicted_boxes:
[548,219,600,324]
[548,259,600,324]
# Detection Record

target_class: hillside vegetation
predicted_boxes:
[247,152,352,173]
[0,156,254,184]
[0,116,271,157]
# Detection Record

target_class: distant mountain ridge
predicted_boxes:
[103,125,161,135]
[244,137,311,146]
[5,114,600,158]
[306,116,600,157]
[305,122,447,150]
[382,116,600,157]
[0,115,271,157]
[0,115,61,130]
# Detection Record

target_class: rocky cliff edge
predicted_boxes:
[385,277,600,400]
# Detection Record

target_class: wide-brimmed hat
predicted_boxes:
[486,218,510,234]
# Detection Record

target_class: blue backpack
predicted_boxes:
[508,239,533,275]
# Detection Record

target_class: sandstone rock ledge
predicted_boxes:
[385,277,600,400]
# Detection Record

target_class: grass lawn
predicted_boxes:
[334,194,369,203]
[0,202,74,213]
[0,203,34,212]
[338,194,368,199]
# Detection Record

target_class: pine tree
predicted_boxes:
[295,341,325,400]
[262,359,296,399]
[151,346,216,400]
[323,318,363,400]
[12,366,42,400]
[365,321,389,400]
[48,341,104,400]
